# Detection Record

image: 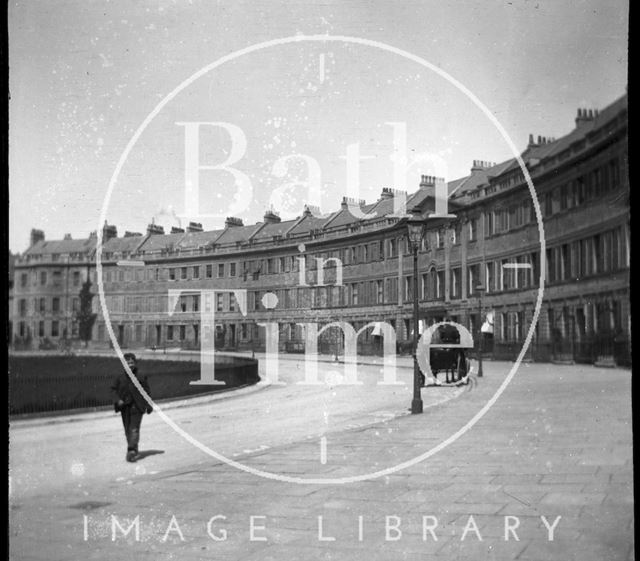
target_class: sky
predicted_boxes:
[8,0,628,253]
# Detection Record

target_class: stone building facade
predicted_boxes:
[11,94,629,365]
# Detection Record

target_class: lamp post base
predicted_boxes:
[411,399,423,414]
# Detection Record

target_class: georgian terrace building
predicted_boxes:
[11,94,629,365]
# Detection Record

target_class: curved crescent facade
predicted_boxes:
[11,95,629,367]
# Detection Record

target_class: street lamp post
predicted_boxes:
[569,312,575,363]
[406,211,427,415]
[476,284,486,377]
[251,321,257,359]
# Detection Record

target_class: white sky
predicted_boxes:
[9,0,628,252]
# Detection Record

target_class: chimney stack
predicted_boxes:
[63,233,72,240]
[186,222,203,233]
[575,107,596,128]
[380,188,394,200]
[225,217,244,228]
[471,160,493,172]
[30,229,45,247]
[418,175,445,204]
[124,231,142,237]
[419,175,436,189]
[170,226,185,234]
[147,223,165,235]
[102,222,118,241]
[341,197,365,209]
[263,209,281,224]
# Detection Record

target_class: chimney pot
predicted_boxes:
[420,175,436,188]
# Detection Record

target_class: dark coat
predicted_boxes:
[111,370,152,414]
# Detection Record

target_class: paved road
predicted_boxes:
[9,359,633,560]
[9,355,461,497]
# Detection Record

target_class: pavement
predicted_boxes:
[9,358,634,561]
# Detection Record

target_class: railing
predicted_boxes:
[266,334,631,368]
[9,354,259,416]
[490,335,630,367]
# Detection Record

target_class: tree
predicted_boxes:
[76,277,97,347]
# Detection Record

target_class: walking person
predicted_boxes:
[111,353,153,462]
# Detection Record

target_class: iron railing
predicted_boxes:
[9,355,259,416]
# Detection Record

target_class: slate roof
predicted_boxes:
[288,214,335,235]
[214,224,264,246]
[363,196,401,218]
[323,208,362,230]
[101,235,146,254]
[251,220,298,240]
[137,232,186,252]
[21,94,626,255]
[448,94,627,202]
[24,237,97,256]
[175,229,224,250]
